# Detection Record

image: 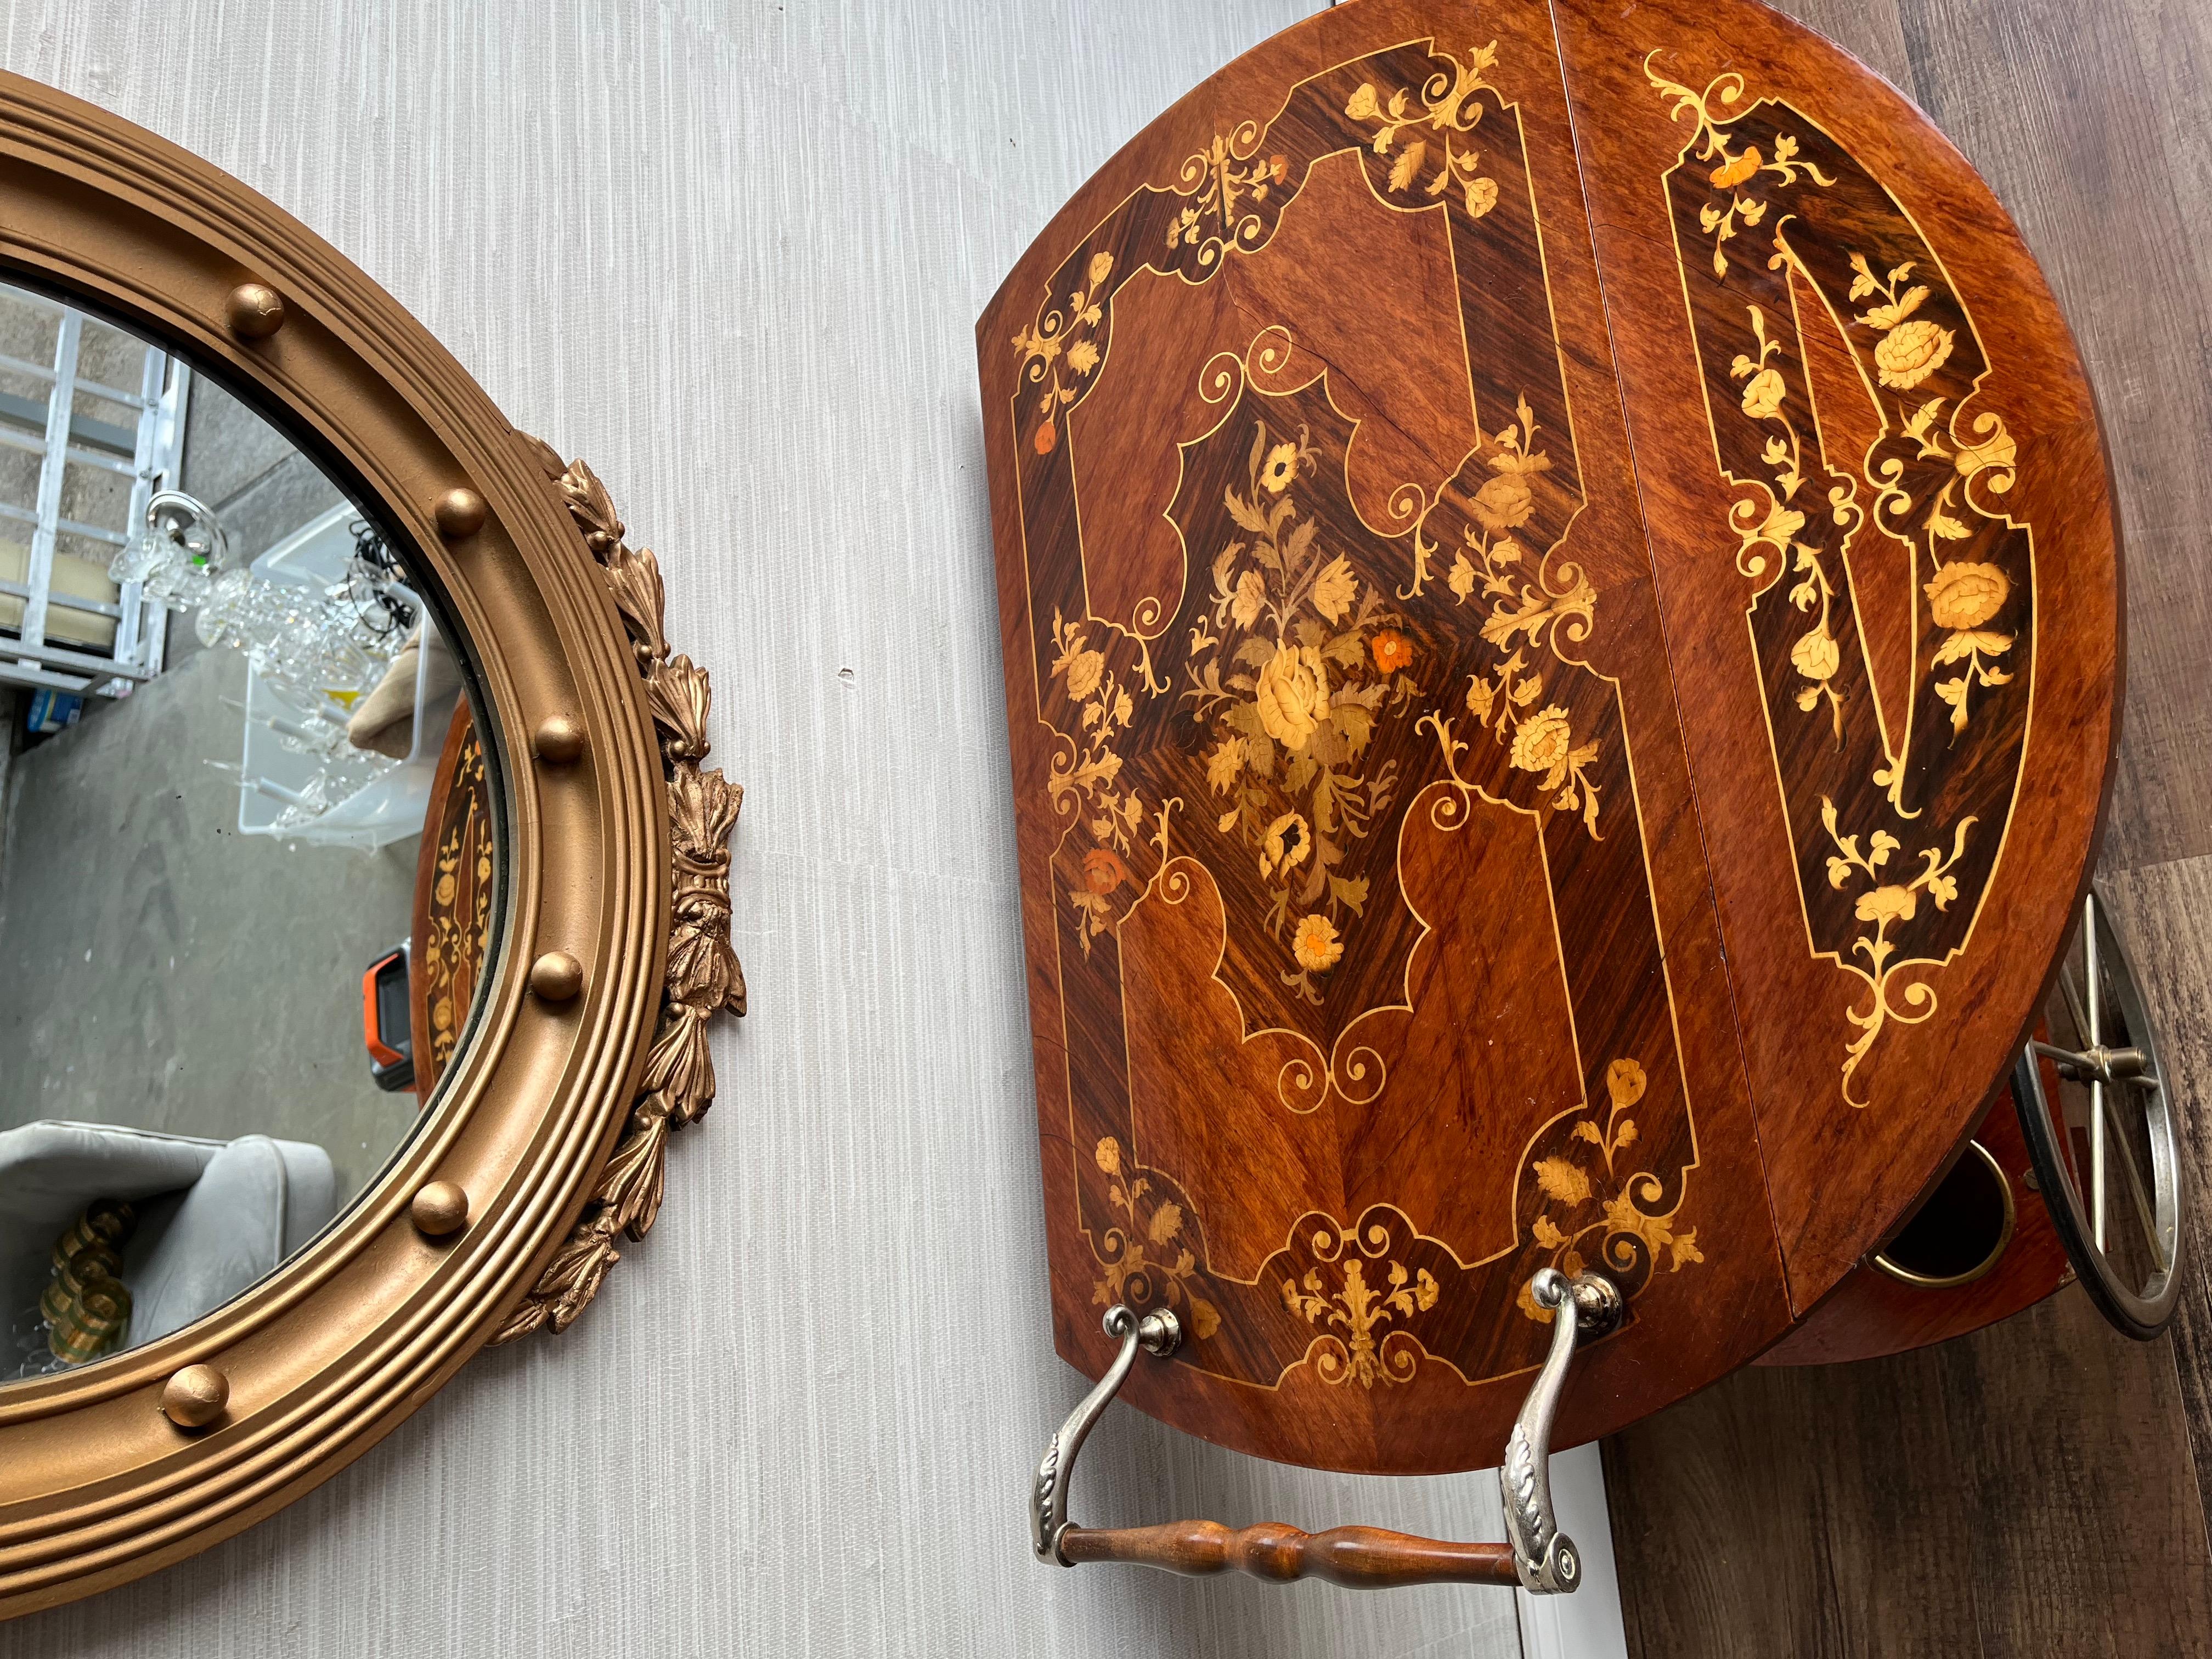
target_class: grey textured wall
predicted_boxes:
[0,4,1617,1654]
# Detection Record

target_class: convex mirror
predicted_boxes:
[0,69,744,1618]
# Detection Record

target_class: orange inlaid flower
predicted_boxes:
[1292,913,1345,972]
[1033,420,1057,455]
[1369,628,1414,674]
[1709,146,1763,188]
[1082,847,1131,895]
[1269,154,1288,183]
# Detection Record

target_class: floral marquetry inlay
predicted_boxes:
[412,710,494,1097]
[1342,41,1504,217]
[1522,1059,1703,1322]
[1648,54,2034,1109]
[1181,407,1420,1005]
[980,0,2118,1477]
[996,31,1707,1406]
[1091,1137,1222,1341]
[1280,1224,1441,1389]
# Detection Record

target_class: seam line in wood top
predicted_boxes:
[1543,0,1793,1311]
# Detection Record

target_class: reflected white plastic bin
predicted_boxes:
[235,504,458,850]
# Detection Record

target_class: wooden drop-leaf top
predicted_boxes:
[977,0,2118,1474]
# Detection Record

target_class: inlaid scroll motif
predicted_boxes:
[1515,1057,1703,1322]
[1278,1218,1440,1387]
[1647,57,2033,1108]
[1010,38,1706,1393]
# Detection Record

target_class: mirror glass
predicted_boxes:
[0,278,503,1382]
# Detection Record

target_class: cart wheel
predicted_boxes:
[2010,890,2187,1339]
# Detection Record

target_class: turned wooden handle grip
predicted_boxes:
[1056,1521,1519,1589]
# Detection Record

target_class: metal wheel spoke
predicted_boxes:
[2011,890,2186,1341]
[2091,1079,2107,1249]
[2084,893,2102,1048]
[2083,895,2109,1249]
[2108,1090,2168,1272]
[2059,962,2090,1051]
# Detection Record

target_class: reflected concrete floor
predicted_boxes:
[0,376,422,1212]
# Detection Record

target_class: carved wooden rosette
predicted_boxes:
[492,446,747,1343]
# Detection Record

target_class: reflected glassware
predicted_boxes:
[117,490,415,703]
[7,1306,66,1383]
[114,492,424,828]
[108,490,232,611]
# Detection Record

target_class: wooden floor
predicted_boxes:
[1602,0,2212,1652]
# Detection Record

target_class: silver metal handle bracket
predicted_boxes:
[1032,1304,1181,1565]
[1031,1271,1620,1593]
[1500,1267,1622,1593]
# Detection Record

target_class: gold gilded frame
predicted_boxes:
[0,71,742,1616]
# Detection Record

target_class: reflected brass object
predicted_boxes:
[433,487,487,540]
[223,281,284,339]
[39,1243,122,1330]
[37,1204,140,1365]
[529,950,585,1003]
[410,1181,471,1238]
[534,713,586,764]
[159,1364,228,1429]
[0,67,741,1618]
[48,1200,134,1269]
[48,1283,131,1365]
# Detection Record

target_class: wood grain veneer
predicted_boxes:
[409,701,495,1103]
[1604,0,2212,1650]
[978,0,2118,1473]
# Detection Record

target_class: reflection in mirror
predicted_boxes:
[0,279,500,1382]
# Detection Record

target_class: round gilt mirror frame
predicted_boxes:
[0,71,744,1617]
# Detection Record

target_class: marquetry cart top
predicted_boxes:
[411,702,494,1103]
[977,0,2119,1474]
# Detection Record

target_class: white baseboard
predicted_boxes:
[1514,1443,1630,1659]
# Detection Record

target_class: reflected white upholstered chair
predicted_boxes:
[0,1119,335,1349]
